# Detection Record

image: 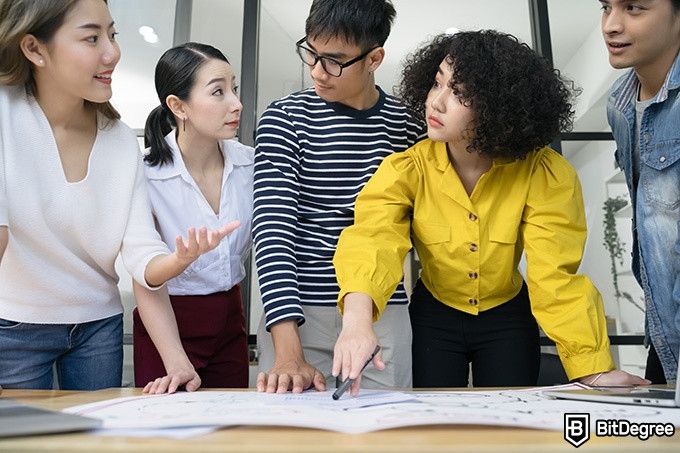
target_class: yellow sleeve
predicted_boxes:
[521,149,615,380]
[333,151,418,321]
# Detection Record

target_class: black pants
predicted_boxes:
[409,280,540,388]
[645,344,667,385]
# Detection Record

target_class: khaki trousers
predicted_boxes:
[257,304,412,388]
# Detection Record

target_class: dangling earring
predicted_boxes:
[183,117,186,132]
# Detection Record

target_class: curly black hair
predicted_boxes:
[397,30,579,160]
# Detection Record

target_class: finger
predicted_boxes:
[150,378,163,394]
[185,375,202,392]
[619,373,650,386]
[372,350,386,371]
[174,235,186,255]
[266,373,280,393]
[277,374,292,394]
[195,227,209,252]
[256,372,267,392]
[207,228,224,249]
[155,377,172,394]
[292,374,306,394]
[142,381,154,394]
[184,227,198,254]
[331,348,342,378]
[220,220,241,236]
[312,370,326,391]
[147,377,164,395]
[167,376,181,394]
[349,375,362,397]
[624,371,651,385]
[342,349,353,381]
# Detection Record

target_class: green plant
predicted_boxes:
[602,196,628,297]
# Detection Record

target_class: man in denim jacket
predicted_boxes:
[601,0,680,384]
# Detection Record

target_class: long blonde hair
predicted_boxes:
[0,0,120,120]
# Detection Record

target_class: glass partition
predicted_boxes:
[108,0,176,131]
[189,0,245,89]
[107,0,178,386]
[258,0,309,116]
[548,0,626,135]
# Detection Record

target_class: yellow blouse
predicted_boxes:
[334,139,615,379]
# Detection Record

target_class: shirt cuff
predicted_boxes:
[559,347,616,381]
[338,277,388,322]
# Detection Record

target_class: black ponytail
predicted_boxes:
[144,105,176,166]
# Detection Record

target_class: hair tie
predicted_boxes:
[587,372,603,386]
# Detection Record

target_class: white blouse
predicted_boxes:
[143,131,254,295]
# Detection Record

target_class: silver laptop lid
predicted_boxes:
[0,398,102,438]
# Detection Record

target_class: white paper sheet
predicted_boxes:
[63,385,680,435]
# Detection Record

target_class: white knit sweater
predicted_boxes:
[0,84,168,323]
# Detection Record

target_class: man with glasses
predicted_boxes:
[294,37,381,78]
[253,0,424,393]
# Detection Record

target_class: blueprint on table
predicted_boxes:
[63,385,680,434]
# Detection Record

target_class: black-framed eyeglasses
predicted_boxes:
[295,37,379,77]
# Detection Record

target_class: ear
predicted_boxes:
[165,94,186,118]
[19,34,46,67]
[367,47,385,73]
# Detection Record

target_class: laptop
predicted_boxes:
[543,350,680,408]
[0,398,102,438]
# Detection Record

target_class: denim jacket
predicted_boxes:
[607,52,680,384]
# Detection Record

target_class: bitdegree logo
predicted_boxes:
[596,419,675,441]
[564,413,590,447]
[564,413,675,447]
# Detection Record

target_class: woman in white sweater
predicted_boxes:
[0,0,238,390]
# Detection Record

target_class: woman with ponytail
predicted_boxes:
[132,42,253,394]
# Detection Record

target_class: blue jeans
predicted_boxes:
[0,314,123,390]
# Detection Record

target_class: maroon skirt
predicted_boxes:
[133,284,248,388]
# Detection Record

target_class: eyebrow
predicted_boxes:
[601,0,654,4]
[77,21,115,31]
[306,42,349,60]
[206,77,226,86]
[206,75,237,87]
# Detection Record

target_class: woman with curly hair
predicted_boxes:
[331,30,649,392]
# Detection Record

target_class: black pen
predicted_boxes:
[332,344,381,400]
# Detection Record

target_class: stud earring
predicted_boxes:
[39,59,44,65]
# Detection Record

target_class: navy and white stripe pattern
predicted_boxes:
[253,87,425,329]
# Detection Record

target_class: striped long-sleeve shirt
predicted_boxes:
[253,87,425,330]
